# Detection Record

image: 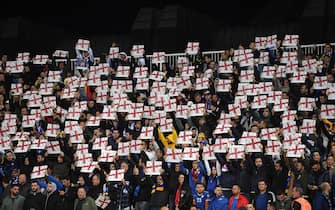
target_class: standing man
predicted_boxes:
[291,186,311,210]
[228,184,249,210]
[23,181,46,210]
[208,185,228,210]
[73,187,97,210]
[254,180,275,210]
[0,183,25,210]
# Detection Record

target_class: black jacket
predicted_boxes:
[44,191,61,210]
[59,186,77,210]
[24,191,46,210]
[150,185,169,208]
[175,184,192,210]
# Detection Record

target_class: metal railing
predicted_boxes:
[56,43,335,72]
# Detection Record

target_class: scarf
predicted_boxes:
[191,168,200,183]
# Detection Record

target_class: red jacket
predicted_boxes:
[228,194,249,210]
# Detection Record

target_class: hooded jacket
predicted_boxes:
[44,182,61,210]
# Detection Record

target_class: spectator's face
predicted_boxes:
[209,61,216,69]
[255,158,263,168]
[327,156,334,166]
[274,163,282,171]
[92,175,100,186]
[295,162,303,171]
[77,188,86,199]
[19,174,26,184]
[324,45,331,53]
[214,187,223,197]
[313,152,321,162]
[37,155,44,163]
[156,176,163,185]
[31,182,39,192]
[232,185,240,195]
[276,193,285,202]
[292,187,300,199]
[1,55,7,62]
[11,186,19,196]
[121,162,128,172]
[311,163,320,172]
[62,179,70,187]
[78,177,85,186]
[178,174,185,185]
[47,183,54,193]
[112,130,120,139]
[196,184,204,194]
[192,161,198,169]
[21,107,28,116]
[247,204,255,210]
[258,181,267,192]
[6,152,14,161]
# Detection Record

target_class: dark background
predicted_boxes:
[0,0,334,58]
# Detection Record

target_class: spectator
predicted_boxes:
[291,186,311,210]
[274,190,290,210]
[0,183,25,210]
[307,160,329,202]
[59,176,76,210]
[175,174,192,210]
[150,175,169,210]
[23,181,46,210]
[313,182,332,210]
[228,184,249,210]
[254,180,275,210]
[74,187,97,210]
[44,182,61,210]
[209,185,228,210]
[18,173,30,197]
[192,182,209,210]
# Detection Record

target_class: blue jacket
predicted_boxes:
[208,195,228,210]
[313,192,332,210]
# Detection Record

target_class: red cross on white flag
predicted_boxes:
[80,161,98,174]
[176,131,193,145]
[131,45,145,58]
[300,119,316,134]
[186,42,200,55]
[139,127,154,140]
[33,55,49,65]
[133,67,148,78]
[182,147,199,161]
[282,34,299,47]
[98,150,117,163]
[218,60,233,74]
[108,47,119,59]
[31,165,48,179]
[14,141,31,153]
[47,141,61,154]
[95,194,111,209]
[45,123,60,137]
[53,50,69,58]
[76,39,90,51]
[165,148,182,163]
[283,133,302,150]
[117,142,130,156]
[152,52,165,64]
[16,52,30,62]
[130,140,142,154]
[286,144,305,158]
[227,145,245,160]
[30,138,47,150]
[6,61,24,73]
[107,169,125,181]
[265,140,282,156]
[145,161,162,175]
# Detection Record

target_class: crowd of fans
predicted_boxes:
[0,36,334,210]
